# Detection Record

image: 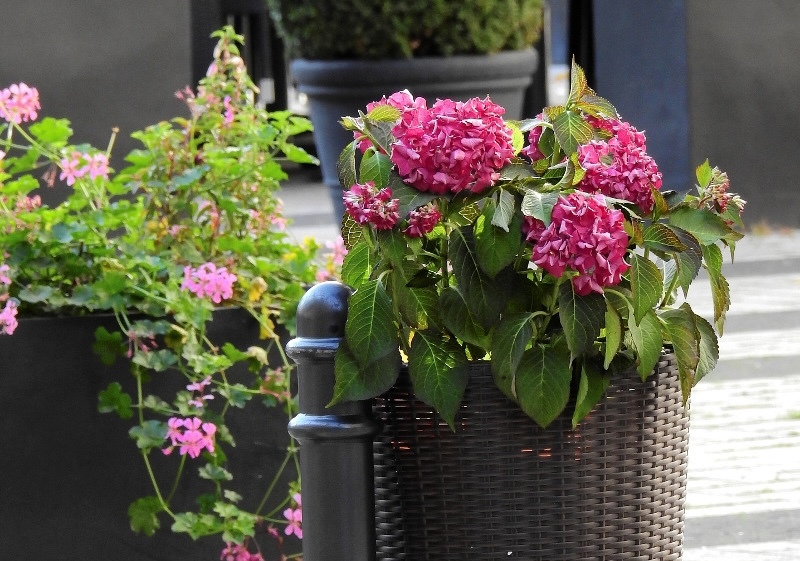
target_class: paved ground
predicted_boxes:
[279,168,800,560]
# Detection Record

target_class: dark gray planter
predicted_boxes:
[0,310,298,560]
[291,49,539,221]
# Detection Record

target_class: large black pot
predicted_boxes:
[0,310,297,560]
[290,48,539,220]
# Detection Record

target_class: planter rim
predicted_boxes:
[290,48,538,90]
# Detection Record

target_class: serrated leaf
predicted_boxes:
[669,205,744,245]
[408,331,469,430]
[359,150,392,188]
[695,313,719,384]
[366,104,401,122]
[336,140,357,190]
[93,326,125,365]
[344,279,398,367]
[387,175,438,217]
[629,253,663,325]
[558,282,605,360]
[474,205,523,278]
[449,227,503,328]
[643,223,688,253]
[702,243,730,333]
[340,240,372,289]
[572,361,610,427]
[663,226,703,297]
[603,300,622,369]
[491,189,516,232]
[552,110,593,155]
[660,304,700,401]
[438,287,490,349]
[389,262,440,330]
[490,312,535,400]
[574,94,618,119]
[567,60,590,106]
[362,119,395,155]
[330,343,400,404]
[521,189,560,223]
[515,344,572,428]
[695,159,713,188]
[627,309,663,380]
[340,214,365,250]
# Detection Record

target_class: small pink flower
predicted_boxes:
[220,542,259,561]
[223,95,234,124]
[0,83,40,124]
[0,264,11,286]
[59,151,86,186]
[87,153,110,180]
[343,182,400,230]
[524,192,630,296]
[0,300,18,335]
[403,204,441,237]
[283,499,302,539]
[163,416,216,458]
[15,195,42,212]
[326,237,348,267]
[181,262,237,303]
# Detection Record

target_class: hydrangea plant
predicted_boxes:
[333,61,745,429]
[0,26,330,559]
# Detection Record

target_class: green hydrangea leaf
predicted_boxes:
[627,309,663,380]
[390,264,440,331]
[572,360,610,427]
[669,205,744,245]
[341,240,373,289]
[449,226,503,329]
[663,226,703,297]
[702,243,730,333]
[630,253,663,325]
[552,110,593,155]
[438,287,490,349]
[336,140,357,190]
[558,282,605,360]
[643,223,688,253]
[490,312,535,400]
[366,104,401,122]
[515,343,572,428]
[330,341,400,405]
[474,204,523,278]
[359,149,391,188]
[344,279,398,367]
[603,300,623,369]
[491,188,516,232]
[521,189,560,223]
[407,330,469,430]
[389,175,438,217]
[660,304,701,401]
[695,313,719,385]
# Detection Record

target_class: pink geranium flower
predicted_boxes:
[390,95,515,195]
[524,192,630,295]
[0,300,18,335]
[163,416,217,458]
[283,493,302,539]
[0,83,40,124]
[181,262,237,303]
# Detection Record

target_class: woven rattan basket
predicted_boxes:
[373,352,688,560]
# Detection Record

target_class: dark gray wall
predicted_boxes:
[687,0,800,227]
[0,1,192,165]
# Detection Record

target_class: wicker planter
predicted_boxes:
[373,353,689,561]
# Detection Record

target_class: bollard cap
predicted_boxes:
[295,281,352,338]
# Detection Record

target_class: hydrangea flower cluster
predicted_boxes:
[356,90,423,153]
[343,181,400,230]
[524,192,630,296]
[403,204,442,238]
[181,262,237,303]
[163,416,217,459]
[0,83,40,124]
[390,96,515,195]
[577,117,662,213]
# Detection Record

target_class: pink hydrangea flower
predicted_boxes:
[390,96,514,195]
[283,493,302,539]
[163,416,217,458]
[577,117,662,213]
[0,83,40,124]
[0,300,18,335]
[181,262,237,303]
[520,113,546,162]
[343,181,400,230]
[403,204,442,237]
[524,192,630,296]
[356,90,423,153]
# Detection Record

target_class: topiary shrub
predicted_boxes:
[265,0,544,60]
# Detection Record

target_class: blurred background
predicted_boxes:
[1,1,798,227]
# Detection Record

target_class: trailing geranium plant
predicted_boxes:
[1,26,328,559]
[332,61,745,429]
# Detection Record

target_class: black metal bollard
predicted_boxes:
[286,281,380,561]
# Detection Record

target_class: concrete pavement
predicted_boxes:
[279,168,800,560]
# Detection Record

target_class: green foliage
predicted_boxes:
[266,0,544,59]
[331,60,745,429]
[0,26,325,550]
